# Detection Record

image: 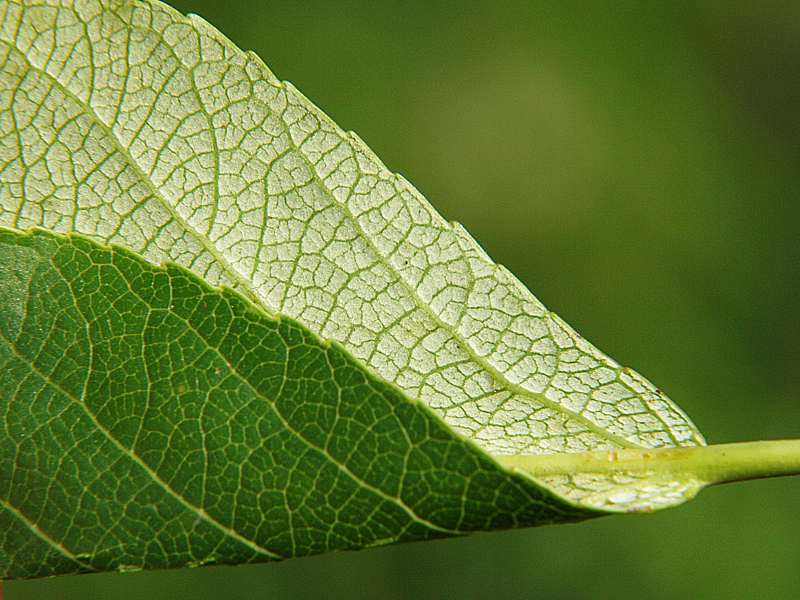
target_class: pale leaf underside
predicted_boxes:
[0,0,704,521]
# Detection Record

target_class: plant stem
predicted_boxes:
[494,440,800,487]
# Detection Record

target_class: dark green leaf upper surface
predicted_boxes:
[0,229,590,579]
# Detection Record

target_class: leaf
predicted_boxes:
[0,0,710,578]
[0,0,702,452]
[0,227,595,578]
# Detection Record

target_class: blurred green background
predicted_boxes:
[9,1,800,598]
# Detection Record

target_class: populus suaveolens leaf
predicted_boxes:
[0,228,594,579]
[0,0,706,507]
